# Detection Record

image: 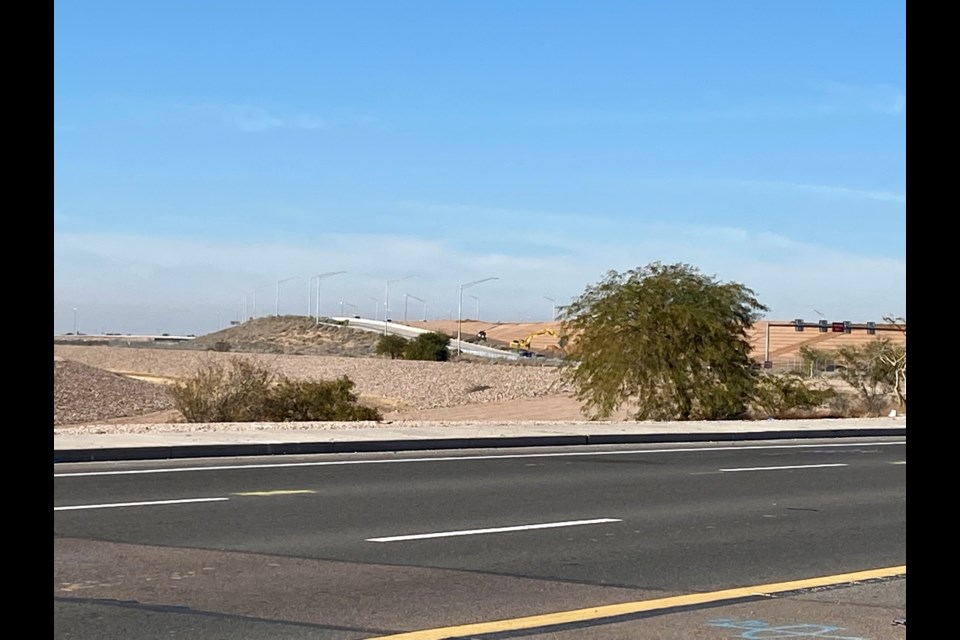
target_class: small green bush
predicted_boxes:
[376,334,409,359]
[169,358,274,422]
[750,373,836,419]
[262,376,382,421]
[169,357,381,422]
[404,332,451,361]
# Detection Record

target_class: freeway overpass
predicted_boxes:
[329,317,523,361]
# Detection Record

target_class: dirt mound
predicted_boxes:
[182,316,381,357]
[54,358,177,426]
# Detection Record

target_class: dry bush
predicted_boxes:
[170,357,380,422]
[170,358,273,422]
[262,377,381,421]
[748,373,837,419]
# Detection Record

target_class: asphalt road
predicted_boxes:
[54,439,906,639]
[336,317,522,359]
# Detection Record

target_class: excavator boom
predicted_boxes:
[508,329,561,349]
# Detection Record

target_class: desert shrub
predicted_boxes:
[210,340,232,352]
[262,376,381,421]
[827,390,856,417]
[169,358,274,422]
[170,357,380,422]
[810,341,901,416]
[376,334,409,359]
[750,373,836,419]
[404,332,451,361]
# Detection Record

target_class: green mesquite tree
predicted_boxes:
[560,262,768,421]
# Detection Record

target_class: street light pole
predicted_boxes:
[311,271,347,323]
[385,275,416,334]
[72,307,77,335]
[458,277,498,355]
[469,295,480,320]
[404,293,425,323]
[367,296,380,321]
[276,277,298,316]
[544,296,556,321]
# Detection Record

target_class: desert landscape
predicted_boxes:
[53,317,622,431]
[53,315,904,432]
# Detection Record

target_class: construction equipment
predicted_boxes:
[508,329,562,350]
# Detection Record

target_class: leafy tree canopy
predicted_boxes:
[560,262,767,421]
[376,334,409,359]
[404,331,451,361]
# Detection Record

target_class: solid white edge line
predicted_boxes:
[367,518,622,542]
[55,441,905,477]
[54,497,229,511]
[720,463,848,472]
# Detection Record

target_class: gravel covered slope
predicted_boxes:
[53,346,572,426]
[54,357,177,426]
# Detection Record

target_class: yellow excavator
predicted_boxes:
[508,329,563,350]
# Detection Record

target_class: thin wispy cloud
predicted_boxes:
[54,221,905,335]
[538,107,818,127]
[170,103,330,133]
[536,82,905,128]
[54,5,905,336]
[221,105,327,132]
[818,82,906,117]
[729,179,906,204]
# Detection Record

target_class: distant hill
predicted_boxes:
[181,316,381,357]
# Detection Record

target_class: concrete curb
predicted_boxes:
[53,427,907,463]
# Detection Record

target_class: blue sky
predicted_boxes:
[54,1,905,335]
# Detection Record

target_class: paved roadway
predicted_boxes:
[331,317,522,359]
[55,439,906,639]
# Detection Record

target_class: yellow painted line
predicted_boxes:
[369,566,905,640]
[232,490,316,496]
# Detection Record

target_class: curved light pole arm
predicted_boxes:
[544,296,556,321]
[404,293,425,323]
[385,275,417,334]
[312,271,347,322]
[458,277,498,355]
